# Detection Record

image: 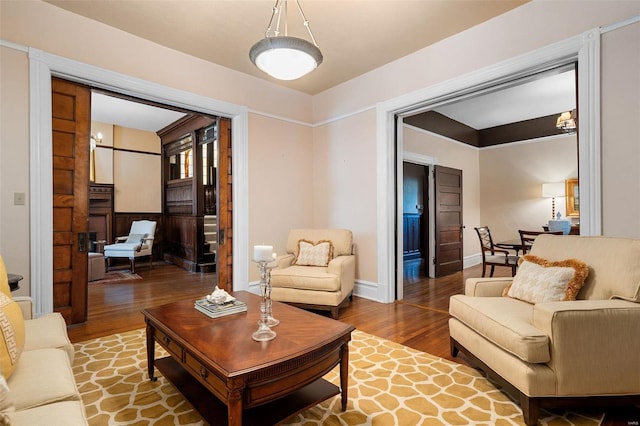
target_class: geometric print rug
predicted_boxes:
[90,270,142,285]
[73,329,604,425]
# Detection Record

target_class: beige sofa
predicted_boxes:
[449,235,640,425]
[271,229,355,319]
[0,257,87,425]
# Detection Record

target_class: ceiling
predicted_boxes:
[430,68,576,129]
[76,0,574,135]
[46,0,528,95]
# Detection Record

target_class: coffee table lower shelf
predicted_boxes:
[155,356,340,426]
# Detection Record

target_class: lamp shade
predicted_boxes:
[249,36,323,81]
[542,182,565,198]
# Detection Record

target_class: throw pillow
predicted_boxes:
[0,258,10,298]
[126,233,147,244]
[504,254,589,304]
[0,372,14,425]
[294,239,334,267]
[0,293,24,379]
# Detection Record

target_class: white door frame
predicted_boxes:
[376,29,601,303]
[29,48,250,317]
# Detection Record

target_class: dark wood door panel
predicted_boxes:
[434,165,463,278]
[51,77,90,325]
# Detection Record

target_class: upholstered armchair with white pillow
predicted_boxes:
[449,235,640,426]
[270,229,355,319]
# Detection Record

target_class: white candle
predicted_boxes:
[254,245,273,262]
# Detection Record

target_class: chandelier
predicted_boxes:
[249,0,323,81]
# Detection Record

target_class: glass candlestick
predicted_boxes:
[252,260,277,341]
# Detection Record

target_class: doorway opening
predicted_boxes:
[390,38,600,300]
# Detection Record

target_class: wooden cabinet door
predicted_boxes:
[51,77,90,324]
[217,117,233,290]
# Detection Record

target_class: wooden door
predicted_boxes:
[51,78,90,324]
[217,117,233,290]
[434,165,463,277]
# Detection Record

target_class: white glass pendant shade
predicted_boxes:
[250,36,323,81]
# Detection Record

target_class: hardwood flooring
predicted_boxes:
[68,260,507,367]
[68,261,635,423]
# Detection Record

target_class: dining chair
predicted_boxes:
[518,229,563,255]
[474,226,519,277]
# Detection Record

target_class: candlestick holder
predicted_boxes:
[252,260,277,341]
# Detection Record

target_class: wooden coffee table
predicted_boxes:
[142,291,354,426]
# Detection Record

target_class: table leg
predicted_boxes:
[227,388,243,426]
[340,340,350,411]
[146,322,157,382]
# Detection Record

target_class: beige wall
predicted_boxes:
[403,125,481,259]
[1,0,639,299]
[479,136,578,243]
[248,113,314,281]
[112,126,162,213]
[91,121,114,184]
[0,46,30,297]
[312,110,378,282]
[601,21,640,237]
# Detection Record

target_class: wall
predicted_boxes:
[0,46,30,297]
[601,21,640,237]
[112,126,162,213]
[479,135,578,242]
[0,0,314,294]
[310,1,639,299]
[90,121,114,184]
[1,0,639,301]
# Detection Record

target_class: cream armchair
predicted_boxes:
[270,229,355,319]
[449,235,640,425]
[103,220,156,273]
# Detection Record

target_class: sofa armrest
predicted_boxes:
[465,277,513,297]
[274,254,295,269]
[13,296,33,319]
[533,299,640,395]
[328,255,355,295]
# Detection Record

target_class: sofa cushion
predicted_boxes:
[0,293,25,379]
[7,348,80,411]
[9,400,87,425]
[449,295,550,363]
[271,265,340,291]
[530,235,640,301]
[294,239,333,267]
[24,313,74,363]
[504,255,589,304]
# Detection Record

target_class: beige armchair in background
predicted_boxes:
[103,220,156,273]
[270,229,355,319]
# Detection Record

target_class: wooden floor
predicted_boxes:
[68,261,636,424]
[68,259,510,366]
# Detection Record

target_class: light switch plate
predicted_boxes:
[14,192,25,205]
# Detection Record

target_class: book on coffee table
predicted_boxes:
[194,298,247,318]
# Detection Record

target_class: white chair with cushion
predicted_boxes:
[103,220,156,273]
[270,229,355,319]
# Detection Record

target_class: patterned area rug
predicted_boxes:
[90,270,142,284]
[73,329,604,425]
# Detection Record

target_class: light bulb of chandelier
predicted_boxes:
[250,36,323,81]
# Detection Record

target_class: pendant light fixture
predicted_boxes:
[249,0,323,81]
